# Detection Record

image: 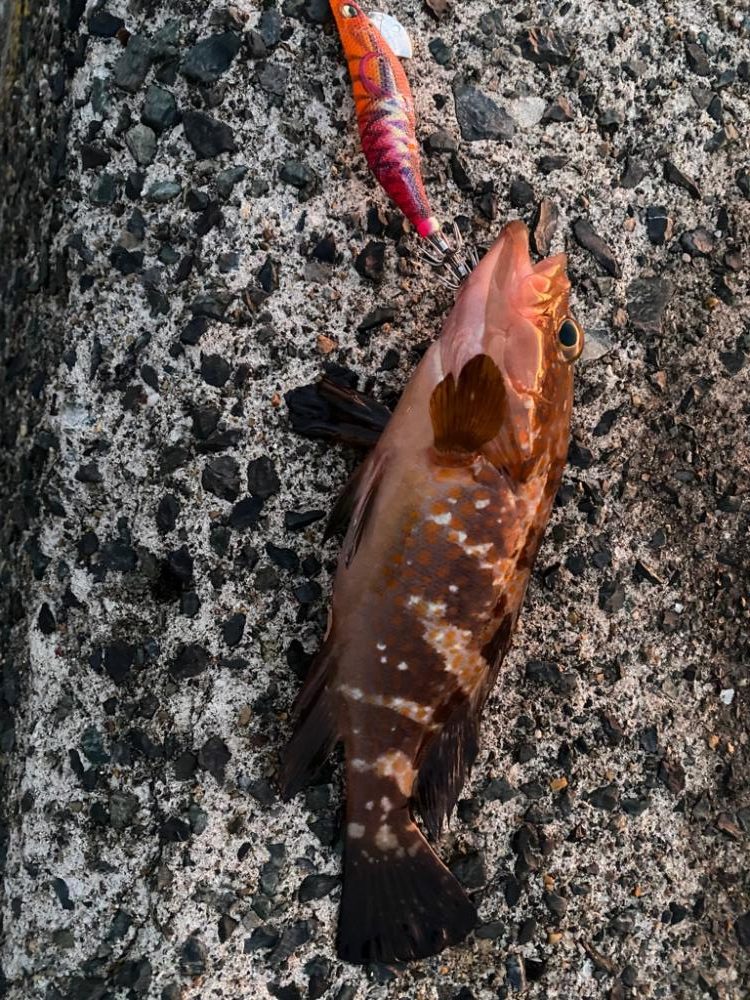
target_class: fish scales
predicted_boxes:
[282,221,583,964]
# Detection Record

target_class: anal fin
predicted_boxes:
[413,697,479,840]
[280,646,338,799]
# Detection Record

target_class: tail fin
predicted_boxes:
[337,806,476,964]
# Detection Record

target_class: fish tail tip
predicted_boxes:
[336,823,476,964]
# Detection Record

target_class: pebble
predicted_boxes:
[201,353,231,387]
[452,80,514,142]
[509,177,534,208]
[142,85,179,132]
[147,180,182,203]
[572,219,621,277]
[113,35,152,93]
[663,160,701,199]
[258,62,289,101]
[518,27,571,65]
[542,96,574,123]
[259,9,283,48]
[354,241,386,282]
[170,643,209,680]
[627,277,672,335]
[198,735,231,782]
[182,32,241,83]
[202,456,241,501]
[532,199,559,256]
[180,936,208,978]
[87,10,125,37]
[645,206,672,245]
[684,41,711,77]
[429,38,453,66]
[183,111,236,159]
[248,456,280,498]
[125,124,157,166]
[279,160,315,189]
[680,227,715,256]
[89,173,120,206]
[298,874,340,902]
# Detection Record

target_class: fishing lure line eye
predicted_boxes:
[340,3,359,16]
[558,318,583,361]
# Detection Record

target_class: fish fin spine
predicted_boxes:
[429,353,508,455]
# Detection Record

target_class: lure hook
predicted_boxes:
[418,222,477,288]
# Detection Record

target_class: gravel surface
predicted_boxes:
[1,1,749,998]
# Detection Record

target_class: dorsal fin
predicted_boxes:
[429,354,508,454]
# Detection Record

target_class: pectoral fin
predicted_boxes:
[429,354,508,455]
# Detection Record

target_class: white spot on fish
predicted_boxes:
[339,685,364,701]
[348,822,365,839]
[449,584,459,593]
[380,656,387,664]
[375,823,399,851]
[376,642,387,651]
[351,758,369,772]
[475,498,490,509]
[365,801,374,810]
[380,796,393,813]
[430,511,452,525]
[396,661,409,671]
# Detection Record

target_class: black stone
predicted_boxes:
[279,159,315,189]
[627,277,672,336]
[174,751,198,780]
[160,817,191,842]
[518,27,571,65]
[142,85,179,132]
[181,32,241,83]
[358,306,396,333]
[453,80,514,142]
[37,603,56,634]
[76,462,102,484]
[156,494,180,532]
[284,509,324,531]
[298,873,340,902]
[198,735,231,782]
[589,783,619,811]
[599,579,625,612]
[200,353,231,387]
[202,456,241,501]
[449,851,485,889]
[113,35,152,93]
[735,913,750,949]
[179,936,207,978]
[685,42,711,77]
[103,641,134,685]
[354,241,386,282]
[248,455,280,498]
[81,144,111,170]
[509,177,534,208]
[294,581,322,604]
[645,206,670,245]
[257,62,289,100]
[266,543,299,571]
[170,643,209,680]
[88,9,125,36]
[222,613,246,647]
[230,496,265,530]
[183,111,236,158]
[572,219,621,277]
[663,160,701,199]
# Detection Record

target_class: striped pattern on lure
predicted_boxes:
[282,222,585,964]
[331,2,464,272]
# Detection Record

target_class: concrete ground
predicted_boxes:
[0,1,748,998]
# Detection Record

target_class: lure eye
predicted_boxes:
[557,318,583,362]
[340,3,359,16]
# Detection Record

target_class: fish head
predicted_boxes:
[441,220,583,473]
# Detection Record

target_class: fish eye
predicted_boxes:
[557,318,583,362]
[340,3,359,16]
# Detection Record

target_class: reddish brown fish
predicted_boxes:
[281,221,583,964]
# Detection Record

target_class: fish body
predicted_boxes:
[282,222,583,964]
[331,2,440,241]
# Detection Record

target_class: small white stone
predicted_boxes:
[720,688,735,705]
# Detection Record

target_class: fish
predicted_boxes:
[330,1,468,279]
[281,220,584,964]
